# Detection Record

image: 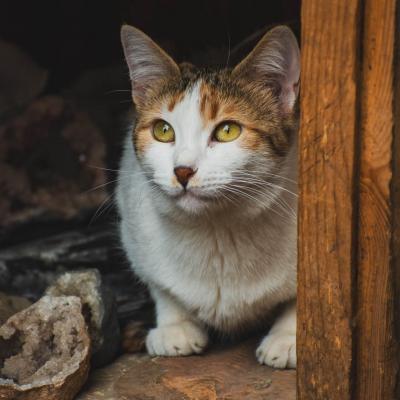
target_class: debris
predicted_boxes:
[46,270,121,367]
[0,295,90,400]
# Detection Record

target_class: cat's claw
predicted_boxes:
[256,332,296,369]
[146,320,208,357]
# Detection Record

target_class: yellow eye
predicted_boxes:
[153,120,175,142]
[214,122,241,142]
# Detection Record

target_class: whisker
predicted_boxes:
[222,184,296,222]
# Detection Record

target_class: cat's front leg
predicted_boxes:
[256,300,296,369]
[146,285,208,357]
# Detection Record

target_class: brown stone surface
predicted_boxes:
[0,296,90,400]
[78,338,295,400]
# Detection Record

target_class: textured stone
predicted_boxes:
[0,295,90,400]
[0,224,152,328]
[77,338,296,400]
[46,269,120,367]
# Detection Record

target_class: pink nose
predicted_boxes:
[174,166,196,188]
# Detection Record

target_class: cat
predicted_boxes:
[117,23,299,369]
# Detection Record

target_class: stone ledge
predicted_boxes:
[77,338,296,400]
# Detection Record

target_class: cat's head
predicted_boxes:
[121,25,299,216]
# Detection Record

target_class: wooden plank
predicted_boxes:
[355,0,399,398]
[391,1,400,399]
[299,0,400,398]
[297,1,361,398]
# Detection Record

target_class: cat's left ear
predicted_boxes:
[233,26,300,113]
[121,25,180,105]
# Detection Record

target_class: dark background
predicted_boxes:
[0,0,300,90]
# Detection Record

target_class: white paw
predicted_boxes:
[146,320,208,357]
[256,332,296,369]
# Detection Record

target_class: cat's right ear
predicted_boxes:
[121,25,180,105]
[232,26,300,114]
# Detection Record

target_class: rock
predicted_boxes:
[0,95,106,230]
[0,295,90,400]
[0,293,31,326]
[0,224,152,326]
[0,40,48,117]
[46,270,121,368]
[77,338,296,400]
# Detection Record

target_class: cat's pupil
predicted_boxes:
[163,124,169,133]
[223,124,230,133]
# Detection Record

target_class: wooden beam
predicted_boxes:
[297,1,360,398]
[298,0,400,398]
[355,0,399,398]
[392,1,400,399]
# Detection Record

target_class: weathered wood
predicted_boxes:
[297,1,361,398]
[392,1,400,399]
[355,0,399,398]
[299,0,400,398]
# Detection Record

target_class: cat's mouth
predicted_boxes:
[171,188,216,212]
[176,188,214,202]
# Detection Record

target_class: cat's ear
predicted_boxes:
[233,26,300,113]
[121,25,180,105]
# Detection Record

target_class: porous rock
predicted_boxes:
[46,269,120,367]
[0,295,90,400]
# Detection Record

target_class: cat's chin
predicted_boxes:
[174,191,212,214]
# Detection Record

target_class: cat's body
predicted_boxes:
[117,25,299,368]
[118,134,297,332]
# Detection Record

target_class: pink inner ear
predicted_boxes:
[233,26,300,114]
[280,81,299,114]
[121,25,180,106]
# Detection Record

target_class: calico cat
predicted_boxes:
[117,24,299,368]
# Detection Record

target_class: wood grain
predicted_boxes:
[297,1,361,398]
[355,0,399,398]
[299,0,400,398]
[391,1,400,399]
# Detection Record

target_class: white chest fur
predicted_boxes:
[117,139,297,332]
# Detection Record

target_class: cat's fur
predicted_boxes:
[117,24,299,368]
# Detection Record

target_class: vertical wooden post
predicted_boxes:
[298,1,360,398]
[393,2,400,399]
[355,0,398,398]
[298,0,400,399]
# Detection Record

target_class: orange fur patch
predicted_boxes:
[239,128,266,150]
[134,101,163,156]
[132,70,294,159]
[199,82,221,122]
[167,91,185,112]
[134,127,153,154]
